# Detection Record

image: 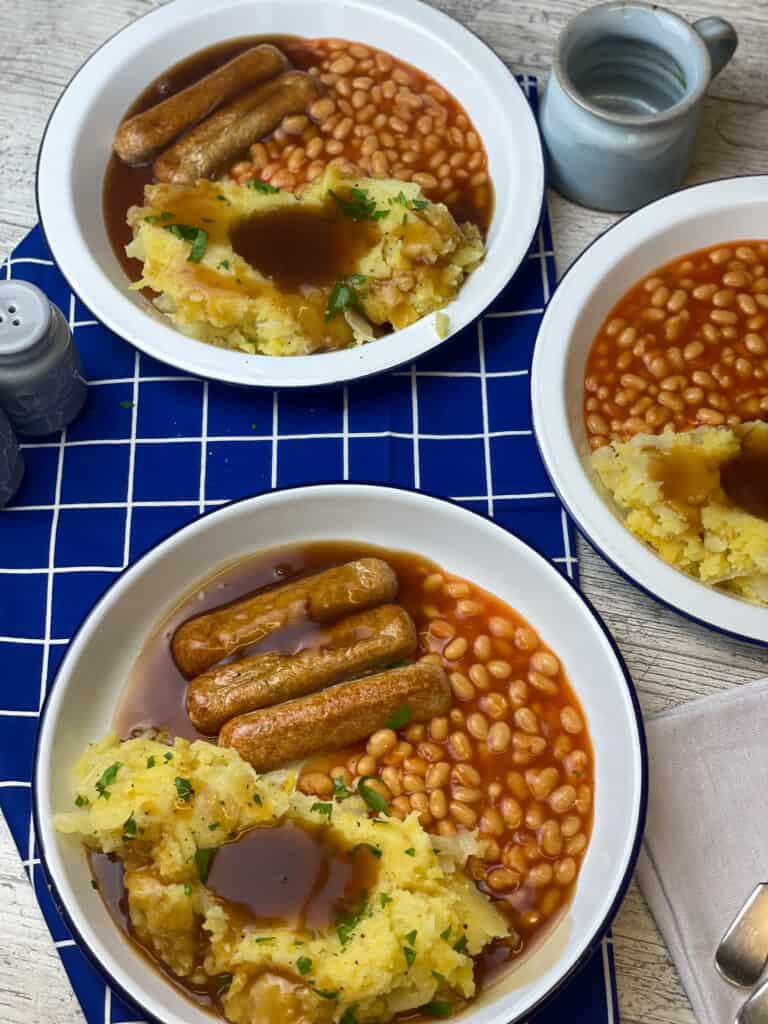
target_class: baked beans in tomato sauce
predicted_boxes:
[584,241,768,449]
[104,36,493,282]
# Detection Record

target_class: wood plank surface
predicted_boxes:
[1,1,766,1021]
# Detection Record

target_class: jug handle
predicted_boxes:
[693,17,738,79]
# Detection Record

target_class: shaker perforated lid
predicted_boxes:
[0,281,53,356]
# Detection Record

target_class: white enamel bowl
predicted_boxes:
[36,0,543,388]
[34,483,646,1024]
[532,175,768,644]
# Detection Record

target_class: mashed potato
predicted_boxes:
[126,162,484,356]
[56,734,509,1023]
[592,422,768,604]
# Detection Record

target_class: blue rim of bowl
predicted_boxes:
[531,171,768,649]
[31,480,648,1024]
[33,0,544,390]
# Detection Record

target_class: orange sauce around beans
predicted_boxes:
[111,541,594,1002]
[104,36,492,283]
[584,241,768,449]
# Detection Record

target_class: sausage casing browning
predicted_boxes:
[219,662,451,772]
[172,557,398,678]
[113,45,289,164]
[186,604,417,733]
[153,71,320,184]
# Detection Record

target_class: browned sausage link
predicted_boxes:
[172,557,398,678]
[219,662,451,773]
[187,604,417,733]
[153,71,320,184]
[113,45,290,165]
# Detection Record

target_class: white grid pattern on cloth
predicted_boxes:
[0,74,616,1024]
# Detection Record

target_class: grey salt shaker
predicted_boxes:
[0,281,87,435]
[0,407,23,508]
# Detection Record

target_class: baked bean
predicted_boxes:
[479,807,505,836]
[380,765,403,797]
[487,867,519,891]
[403,773,426,794]
[429,716,449,741]
[487,659,512,680]
[576,784,592,815]
[565,833,587,856]
[430,619,455,639]
[525,801,546,830]
[429,788,448,819]
[552,735,572,760]
[453,784,483,804]
[529,862,554,886]
[514,707,539,735]
[404,725,426,745]
[528,670,558,696]
[564,750,588,781]
[467,711,490,740]
[450,672,475,702]
[508,679,528,708]
[549,785,577,814]
[448,731,473,760]
[539,819,563,857]
[505,771,529,801]
[426,761,451,790]
[300,771,333,796]
[444,637,468,661]
[367,729,397,758]
[487,722,512,753]
[560,706,583,735]
[457,598,484,617]
[356,753,377,777]
[390,795,411,820]
[468,664,491,690]
[417,741,443,763]
[530,651,560,677]
[449,800,478,827]
[472,634,492,660]
[503,843,528,875]
[480,693,509,720]
[500,796,523,828]
[554,856,577,885]
[526,767,559,800]
[403,756,428,775]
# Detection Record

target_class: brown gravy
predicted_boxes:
[230,204,379,291]
[721,427,768,520]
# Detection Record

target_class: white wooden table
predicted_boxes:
[1,2,766,1021]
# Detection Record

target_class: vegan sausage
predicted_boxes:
[113,44,289,164]
[219,662,451,773]
[172,557,398,678]
[187,604,417,733]
[153,71,320,184]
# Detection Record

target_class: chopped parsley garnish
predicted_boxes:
[389,191,427,212]
[183,882,192,897]
[421,1000,453,1017]
[95,762,121,800]
[354,843,382,859]
[253,793,263,806]
[325,274,368,322]
[122,812,137,839]
[405,930,417,946]
[118,400,135,409]
[311,801,333,821]
[146,756,156,769]
[340,1008,358,1024]
[311,986,339,1001]
[337,899,369,946]
[403,945,416,968]
[247,178,279,193]
[332,776,353,801]
[390,191,409,206]
[208,822,220,831]
[216,194,230,203]
[217,259,231,271]
[402,213,408,226]
[164,752,173,762]
[144,211,175,225]
[174,777,194,802]
[453,935,468,954]
[412,199,428,210]
[329,187,387,222]
[297,955,313,975]
[404,847,416,857]
[194,847,217,883]
[74,794,89,808]
[431,970,446,984]
[164,223,208,262]
[379,892,392,908]
[440,926,452,941]
[253,936,275,944]
[386,704,410,730]
[357,777,388,814]
[215,974,233,997]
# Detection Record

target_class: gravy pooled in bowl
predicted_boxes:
[105,36,493,357]
[59,542,594,1024]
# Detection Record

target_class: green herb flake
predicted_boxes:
[453,935,468,954]
[329,187,387,222]
[216,194,230,203]
[253,936,276,944]
[324,274,368,322]
[431,970,446,984]
[122,811,137,840]
[164,223,208,262]
[402,213,408,226]
[183,882,192,897]
[379,892,392,908]
[217,259,231,271]
[332,776,353,801]
[253,793,263,806]
[357,777,388,814]
[311,986,339,1001]
[174,777,194,802]
[164,752,173,762]
[297,955,313,975]
[340,1008,358,1024]
[403,945,416,968]
[386,704,410,730]
[412,199,428,210]
[95,762,121,800]
[405,847,416,857]
[390,191,409,207]
[311,801,333,821]
[440,926,452,941]
[215,973,233,997]
[337,899,369,946]
[146,756,156,769]
[208,822,220,831]
[420,1000,453,1017]
[354,843,382,859]
[247,178,280,193]
[195,847,217,884]
[405,930,417,946]
[74,794,89,808]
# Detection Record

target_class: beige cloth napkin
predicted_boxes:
[636,676,768,1024]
